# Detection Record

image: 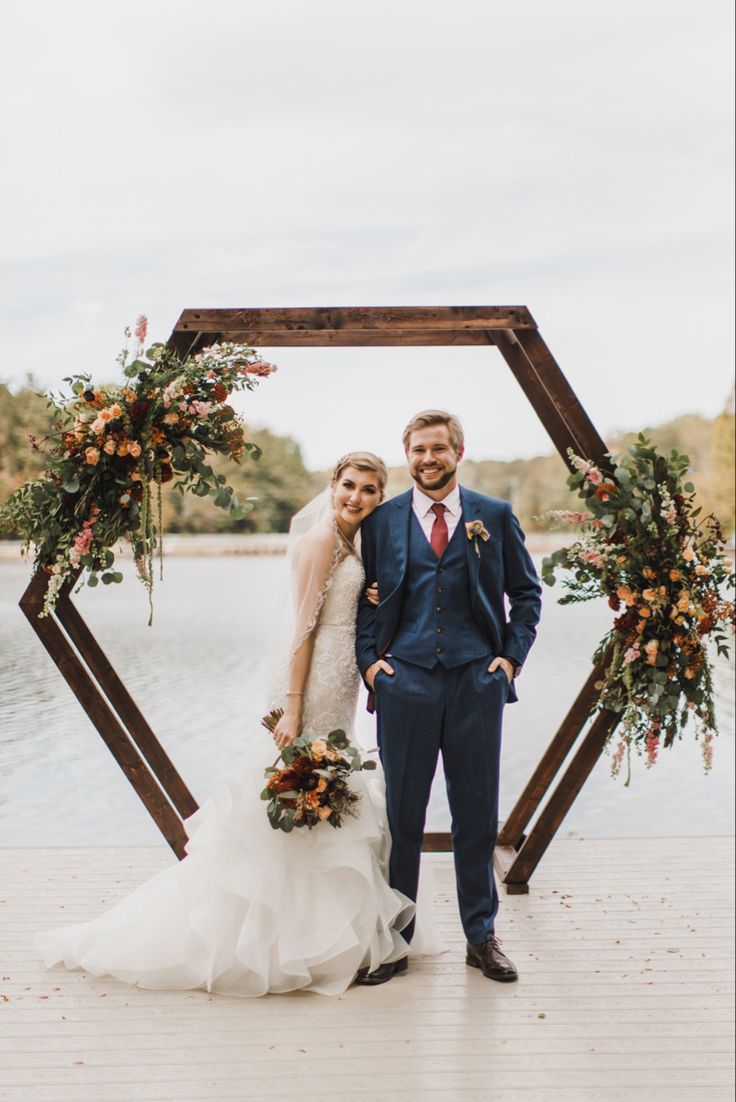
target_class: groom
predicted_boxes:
[355,410,542,985]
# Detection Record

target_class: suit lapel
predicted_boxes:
[388,490,413,586]
[460,486,482,601]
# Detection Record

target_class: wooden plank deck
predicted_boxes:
[0,837,733,1102]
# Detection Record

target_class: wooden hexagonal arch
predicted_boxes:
[20,306,620,888]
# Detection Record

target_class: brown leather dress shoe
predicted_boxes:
[466,936,518,982]
[356,955,409,986]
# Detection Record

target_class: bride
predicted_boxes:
[34,451,440,997]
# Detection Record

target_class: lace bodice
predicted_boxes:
[274,551,365,738]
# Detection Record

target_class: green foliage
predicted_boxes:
[0,329,277,621]
[539,438,735,778]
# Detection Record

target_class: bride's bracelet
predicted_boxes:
[286,690,304,697]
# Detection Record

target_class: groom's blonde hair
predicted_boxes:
[402,410,465,454]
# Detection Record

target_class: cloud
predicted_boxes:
[1,0,732,467]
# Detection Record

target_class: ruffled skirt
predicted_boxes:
[34,740,441,997]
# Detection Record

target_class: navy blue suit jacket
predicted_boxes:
[356,487,542,702]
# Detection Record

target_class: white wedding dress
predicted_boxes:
[34,552,441,997]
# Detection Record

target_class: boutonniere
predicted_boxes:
[465,519,490,557]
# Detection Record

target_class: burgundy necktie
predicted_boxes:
[429,502,448,558]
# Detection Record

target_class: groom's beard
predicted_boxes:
[412,467,457,493]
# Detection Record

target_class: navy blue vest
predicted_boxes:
[389,511,491,669]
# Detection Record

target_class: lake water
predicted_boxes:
[1,554,733,846]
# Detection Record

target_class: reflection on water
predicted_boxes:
[0,555,733,845]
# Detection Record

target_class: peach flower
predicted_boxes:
[103,438,117,455]
[84,446,100,465]
[128,441,142,458]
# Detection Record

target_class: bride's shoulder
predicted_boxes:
[294,519,338,563]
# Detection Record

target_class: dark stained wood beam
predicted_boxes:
[54,585,199,822]
[171,306,537,342]
[495,709,620,889]
[497,656,610,851]
[492,329,612,474]
[19,572,192,860]
[218,329,495,347]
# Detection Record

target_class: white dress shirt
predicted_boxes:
[412,484,462,544]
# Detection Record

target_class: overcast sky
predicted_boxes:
[2,0,733,469]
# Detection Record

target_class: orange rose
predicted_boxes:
[103,438,117,455]
[84,446,100,465]
[128,441,142,458]
[317,805,332,820]
[117,441,129,456]
[669,569,681,581]
[642,566,656,580]
[616,585,637,607]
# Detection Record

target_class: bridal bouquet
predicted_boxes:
[259,712,377,832]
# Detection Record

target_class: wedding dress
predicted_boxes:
[34,547,441,997]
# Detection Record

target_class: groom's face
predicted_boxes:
[405,424,463,495]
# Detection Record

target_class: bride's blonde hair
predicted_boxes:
[331,452,388,502]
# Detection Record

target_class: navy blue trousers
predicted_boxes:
[374,654,508,945]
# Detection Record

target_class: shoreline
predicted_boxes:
[0,531,576,560]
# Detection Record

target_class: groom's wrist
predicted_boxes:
[502,655,521,676]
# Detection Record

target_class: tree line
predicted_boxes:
[1,378,733,537]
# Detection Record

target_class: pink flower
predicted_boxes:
[610,740,626,778]
[244,360,277,377]
[622,646,640,666]
[581,548,604,567]
[134,315,148,344]
[645,730,659,767]
[701,732,714,772]
[586,465,603,485]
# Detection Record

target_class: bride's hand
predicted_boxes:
[273,706,302,750]
[365,581,380,606]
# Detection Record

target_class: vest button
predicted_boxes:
[436,606,444,613]
[437,586,444,593]
[436,626,444,633]
[436,646,444,653]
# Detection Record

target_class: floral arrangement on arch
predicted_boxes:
[0,317,277,622]
[541,436,734,781]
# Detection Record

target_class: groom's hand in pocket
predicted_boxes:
[488,656,515,684]
[366,659,394,690]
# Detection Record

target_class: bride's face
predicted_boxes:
[332,466,382,529]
